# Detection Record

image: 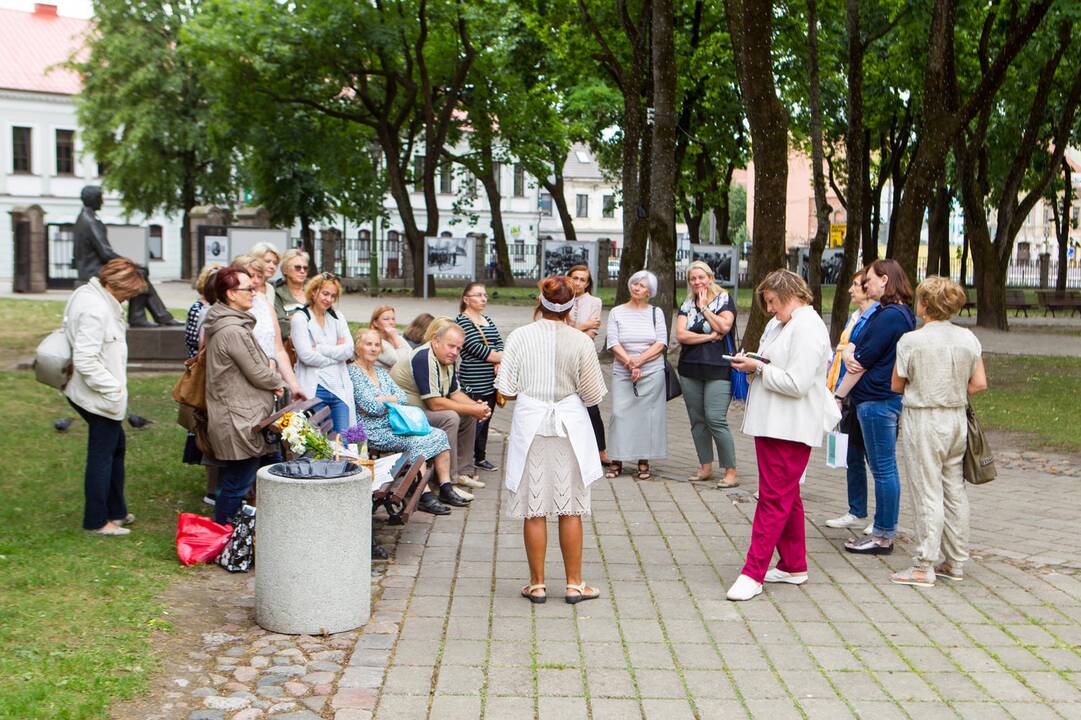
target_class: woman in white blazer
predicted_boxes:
[290,273,356,434]
[64,259,147,535]
[727,270,839,601]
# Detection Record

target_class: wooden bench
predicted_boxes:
[1035,289,1081,317]
[257,397,335,450]
[1005,289,1033,317]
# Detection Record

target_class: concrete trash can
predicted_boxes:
[254,462,372,634]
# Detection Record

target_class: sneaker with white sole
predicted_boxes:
[458,475,485,489]
[726,574,763,601]
[863,522,874,535]
[454,487,474,501]
[764,568,808,585]
[825,513,867,529]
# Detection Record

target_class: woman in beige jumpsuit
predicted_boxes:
[890,277,987,587]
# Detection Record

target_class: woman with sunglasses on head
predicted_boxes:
[567,264,610,469]
[455,282,505,474]
[291,272,356,435]
[840,259,916,555]
[273,248,310,340]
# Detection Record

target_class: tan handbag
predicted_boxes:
[172,348,207,411]
[963,404,996,484]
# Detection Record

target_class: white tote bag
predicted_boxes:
[826,431,848,469]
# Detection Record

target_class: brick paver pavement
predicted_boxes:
[321,385,1081,720]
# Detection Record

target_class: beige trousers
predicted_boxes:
[898,406,970,571]
[423,408,477,479]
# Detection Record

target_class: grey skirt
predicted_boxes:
[607,370,667,461]
[506,435,591,519]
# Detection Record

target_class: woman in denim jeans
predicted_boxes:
[841,259,915,554]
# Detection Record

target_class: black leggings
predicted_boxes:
[587,404,606,453]
[70,400,127,530]
[472,393,498,463]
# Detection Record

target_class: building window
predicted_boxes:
[56,129,75,175]
[13,127,32,173]
[602,194,615,218]
[539,193,553,217]
[96,161,106,177]
[513,165,526,197]
[412,155,424,192]
[576,193,589,218]
[148,225,163,260]
[439,161,452,194]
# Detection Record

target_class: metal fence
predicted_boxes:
[916,256,1081,288]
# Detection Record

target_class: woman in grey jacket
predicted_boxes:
[204,267,285,524]
[64,259,147,535]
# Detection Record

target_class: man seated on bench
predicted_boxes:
[350,328,467,515]
[391,320,492,502]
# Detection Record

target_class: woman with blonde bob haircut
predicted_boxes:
[291,273,355,434]
[274,248,310,339]
[726,270,838,600]
[889,276,987,588]
[675,260,739,487]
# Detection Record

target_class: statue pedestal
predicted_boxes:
[126,325,187,363]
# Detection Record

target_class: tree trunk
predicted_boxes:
[925,182,951,278]
[381,142,426,295]
[959,229,970,288]
[806,0,831,314]
[478,174,515,287]
[180,177,195,279]
[684,207,702,244]
[541,169,577,241]
[617,115,653,304]
[726,0,789,349]
[299,215,317,274]
[647,0,677,321]
[1058,158,1071,291]
[715,162,735,245]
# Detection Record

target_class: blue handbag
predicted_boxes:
[726,327,749,402]
[385,403,432,436]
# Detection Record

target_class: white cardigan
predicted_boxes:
[63,278,128,420]
[290,307,356,428]
[741,305,840,447]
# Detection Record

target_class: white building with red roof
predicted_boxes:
[1,2,182,291]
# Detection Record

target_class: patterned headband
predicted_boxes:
[539,295,575,313]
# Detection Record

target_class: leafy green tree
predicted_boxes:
[71,0,236,278]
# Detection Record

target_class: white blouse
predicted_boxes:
[290,307,357,428]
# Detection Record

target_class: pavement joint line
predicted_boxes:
[607,477,709,718]
[666,481,862,720]
[678,479,860,719]
[588,477,648,718]
[801,519,1056,719]
[478,437,504,719]
[570,595,595,717]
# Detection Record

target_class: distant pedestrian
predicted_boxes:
[726,270,838,601]
[675,260,739,487]
[497,276,607,604]
[370,305,411,370]
[455,282,504,472]
[890,277,987,587]
[824,269,879,530]
[204,268,285,525]
[290,272,355,434]
[567,264,608,469]
[841,259,915,555]
[605,270,668,480]
[65,258,147,535]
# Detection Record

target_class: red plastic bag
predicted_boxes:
[176,512,233,566]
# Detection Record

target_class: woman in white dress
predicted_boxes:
[497,276,607,604]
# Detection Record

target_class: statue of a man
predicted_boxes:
[73,185,179,327]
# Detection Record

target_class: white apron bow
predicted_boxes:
[504,393,602,493]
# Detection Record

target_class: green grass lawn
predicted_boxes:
[0,301,209,719]
[0,297,1076,718]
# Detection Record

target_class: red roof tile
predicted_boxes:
[0,6,88,95]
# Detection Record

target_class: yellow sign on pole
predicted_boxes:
[829,223,846,248]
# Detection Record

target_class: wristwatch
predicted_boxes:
[755,364,764,376]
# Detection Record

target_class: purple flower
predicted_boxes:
[341,423,367,444]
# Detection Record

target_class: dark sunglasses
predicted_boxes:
[321,272,337,280]
[291,264,308,272]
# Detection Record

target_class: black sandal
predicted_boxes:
[637,461,653,480]
[605,461,623,479]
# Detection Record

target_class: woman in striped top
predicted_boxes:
[455,283,505,472]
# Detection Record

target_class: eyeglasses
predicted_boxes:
[234,287,255,294]
[321,272,337,280]
[291,264,308,272]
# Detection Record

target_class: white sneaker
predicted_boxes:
[457,475,485,489]
[863,522,874,535]
[726,574,763,601]
[454,487,474,501]
[764,568,808,585]
[825,513,866,529]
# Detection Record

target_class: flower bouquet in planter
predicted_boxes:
[341,423,369,459]
[274,411,333,459]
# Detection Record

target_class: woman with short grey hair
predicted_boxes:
[605,270,668,480]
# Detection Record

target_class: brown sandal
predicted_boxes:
[637,461,653,480]
[605,461,623,479]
